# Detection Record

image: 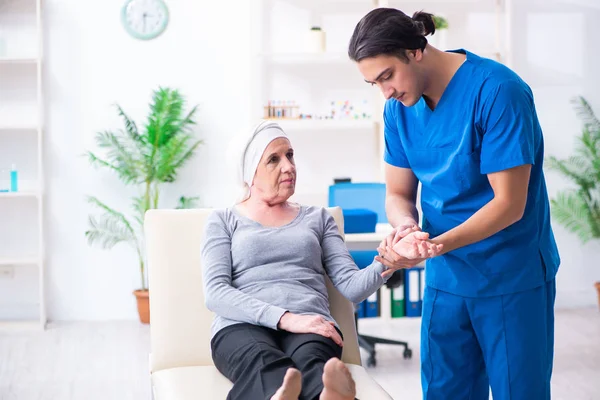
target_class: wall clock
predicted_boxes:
[121,0,169,40]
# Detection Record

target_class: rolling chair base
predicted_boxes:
[358,333,413,367]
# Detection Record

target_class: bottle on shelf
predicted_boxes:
[10,164,18,192]
[264,100,300,120]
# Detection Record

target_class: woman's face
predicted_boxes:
[251,137,296,204]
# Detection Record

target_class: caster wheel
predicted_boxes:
[403,349,413,359]
[367,356,377,367]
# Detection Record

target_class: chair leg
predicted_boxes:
[355,313,413,367]
[358,334,377,367]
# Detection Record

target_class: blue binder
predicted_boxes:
[355,301,366,318]
[404,267,424,317]
[364,289,380,318]
[350,250,379,319]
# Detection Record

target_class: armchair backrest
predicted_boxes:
[145,207,362,374]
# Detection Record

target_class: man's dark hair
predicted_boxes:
[348,8,436,63]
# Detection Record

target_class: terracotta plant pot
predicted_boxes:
[134,289,150,324]
[595,282,600,311]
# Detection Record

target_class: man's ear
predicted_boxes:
[410,49,423,62]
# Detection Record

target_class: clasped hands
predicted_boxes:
[375,224,444,278]
[275,225,443,345]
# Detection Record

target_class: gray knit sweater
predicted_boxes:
[201,205,388,338]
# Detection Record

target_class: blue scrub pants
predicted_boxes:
[421,279,556,400]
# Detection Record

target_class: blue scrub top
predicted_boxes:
[383,49,560,297]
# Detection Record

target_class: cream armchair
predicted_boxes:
[145,207,393,399]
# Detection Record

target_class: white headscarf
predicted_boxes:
[232,120,288,203]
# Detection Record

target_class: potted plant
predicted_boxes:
[546,96,600,309]
[432,15,449,30]
[84,87,202,324]
[307,26,326,53]
[427,14,449,50]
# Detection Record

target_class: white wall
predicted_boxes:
[40,0,252,320]
[1,0,597,321]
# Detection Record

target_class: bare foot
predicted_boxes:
[320,358,356,400]
[271,368,302,400]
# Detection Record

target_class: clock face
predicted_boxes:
[121,0,169,40]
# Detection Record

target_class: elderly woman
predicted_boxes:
[201,121,442,400]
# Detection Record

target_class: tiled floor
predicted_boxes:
[0,308,598,399]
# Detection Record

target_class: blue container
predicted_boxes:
[10,164,17,192]
[342,208,377,234]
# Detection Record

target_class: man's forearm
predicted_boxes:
[386,194,419,228]
[431,197,524,254]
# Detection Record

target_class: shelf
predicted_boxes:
[552,0,600,10]
[0,124,38,132]
[0,0,46,332]
[0,257,39,266]
[0,320,44,332]
[0,190,40,199]
[0,57,39,65]
[269,118,377,131]
[260,52,354,66]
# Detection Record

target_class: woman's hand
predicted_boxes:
[375,230,443,278]
[277,313,343,347]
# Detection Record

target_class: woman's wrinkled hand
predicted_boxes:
[277,313,343,347]
[375,229,443,278]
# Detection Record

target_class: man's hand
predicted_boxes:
[278,313,343,347]
[385,223,420,249]
[376,230,443,278]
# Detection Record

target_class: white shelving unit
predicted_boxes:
[251,0,511,206]
[0,0,46,331]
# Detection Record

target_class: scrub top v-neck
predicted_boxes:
[412,57,466,136]
[383,49,560,298]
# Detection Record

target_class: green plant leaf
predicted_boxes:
[93,131,143,184]
[432,15,448,30]
[546,155,595,189]
[87,151,122,175]
[571,96,600,137]
[131,195,149,226]
[176,196,200,209]
[550,191,595,243]
[146,87,186,148]
[87,196,137,237]
[116,104,143,144]
[155,135,203,183]
[576,128,600,182]
[85,215,136,249]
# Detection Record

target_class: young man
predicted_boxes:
[349,8,560,400]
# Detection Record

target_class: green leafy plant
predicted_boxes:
[85,87,203,290]
[433,15,448,30]
[547,96,600,244]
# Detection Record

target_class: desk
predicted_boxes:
[345,223,394,251]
